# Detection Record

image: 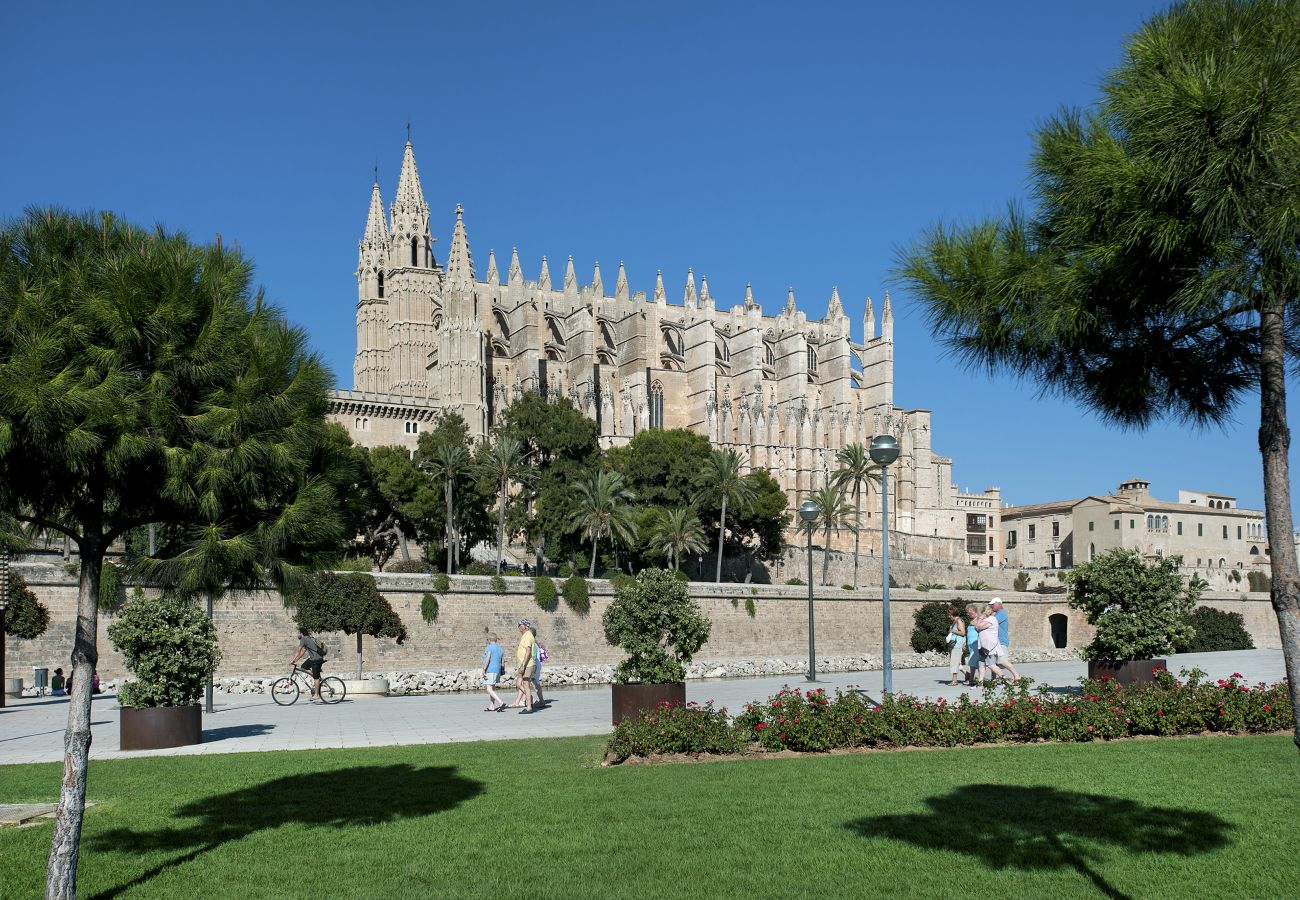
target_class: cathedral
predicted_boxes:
[329,138,1002,565]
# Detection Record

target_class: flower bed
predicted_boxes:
[603,668,1291,763]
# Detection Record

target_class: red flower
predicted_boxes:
[754,722,766,730]
[1157,710,1164,715]
[1264,704,1273,711]
[778,733,786,741]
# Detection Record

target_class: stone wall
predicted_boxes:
[4,565,1281,681]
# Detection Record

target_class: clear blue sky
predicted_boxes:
[4,1,1295,519]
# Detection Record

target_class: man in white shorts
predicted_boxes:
[988,598,1022,681]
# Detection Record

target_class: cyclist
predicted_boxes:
[290,626,326,702]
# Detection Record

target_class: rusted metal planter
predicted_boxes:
[119,705,202,750]
[1087,658,1167,687]
[611,682,686,725]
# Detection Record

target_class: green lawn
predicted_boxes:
[1,736,1296,899]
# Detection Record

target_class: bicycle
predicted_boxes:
[271,664,346,705]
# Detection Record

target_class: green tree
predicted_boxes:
[800,484,857,585]
[831,443,882,588]
[367,445,435,561]
[646,507,707,572]
[570,470,638,578]
[726,469,791,564]
[107,593,220,709]
[1067,549,1200,661]
[422,442,470,574]
[895,0,1300,746]
[289,571,407,679]
[605,428,713,508]
[417,412,494,572]
[601,568,711,683]
[3,571,50,640]
[694,449,758,582]
[475,434,529,574]
[0,209,339,896]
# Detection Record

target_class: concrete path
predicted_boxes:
[0,650,1284,766]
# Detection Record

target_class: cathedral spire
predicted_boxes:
[388,136,433,269]
[356,175,389,301]
[508,247,523,285]
[683,268,697,308]
[700,274,713,309]
[485,248,499,285]
[563,255,578,295]
[362,175,388,247]
[743,283,757,311]
[864,295,876,340]
[444,203,475,292]
[615,261,629,301]
[783,286,797,316]
[653,269,666,304]
[591,261,604,296]
[881,290,894,342]
[539,255,552,291]
[827,285,844,319]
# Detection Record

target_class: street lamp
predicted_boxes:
[869,435,900,694]
[0,551,9,709]
[798,499,819,682]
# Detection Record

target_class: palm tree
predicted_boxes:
[831,444,882,588]
[475,435,529,574]
[570,470,638,577]
[799,484,857,585]
[647,507,707,571]
[424,443,469,573]
[694,449,759,582]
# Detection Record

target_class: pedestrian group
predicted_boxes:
[947,596,1022,687]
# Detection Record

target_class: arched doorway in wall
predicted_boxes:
[1048,614,1069,649]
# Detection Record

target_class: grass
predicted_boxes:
[1,735,1296,899]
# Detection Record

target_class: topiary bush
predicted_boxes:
[288,572,407,679]
[1013,572,1030,592]
[563,575,591,615]
[533,576,558,610]
[108,594,220,709]
[1067,549,1199,661]
[3,572,50,640]
[387,558,435,574]
[910,601,956,654]
[602,569,710,684]
[420,592,439,623]
[1175,607,1255,653]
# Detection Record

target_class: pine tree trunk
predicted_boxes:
[205,593,215,714]
[46,543,101,899]
[396,525,410,561]
[1258,288,1300,750]
[715,495,727,583]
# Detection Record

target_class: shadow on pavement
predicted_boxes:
[201,723,275,742]
[89,763,484,899]
[846,784,1232,900]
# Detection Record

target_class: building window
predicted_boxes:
[1177,521,1183,535]
[1114,518,1120,530]
[1090,542,1096,560]
[1147,514,1154,530]
[404,421,419,434]
[1198,523,1204,537]
[1088,521,1094,532]
[967,514,987,532]
[1237,526,1242,540]
[1006,530,1017,548]
[1051,521,1060,539]
[807,346,818,374]
[1130,519,1135,529]
[1223,525,1229,539]
[649,382,664,430]
[1028,524,1036,542]
[377,270,384,298]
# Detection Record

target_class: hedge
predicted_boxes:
[604,669,1291,763]
[1176,607,1255,653]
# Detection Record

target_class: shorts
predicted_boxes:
[484,672,501,686]
[519,662,536,680]
[303,658,323,679]
[989,649,1008,665]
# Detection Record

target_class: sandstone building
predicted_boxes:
[328,138,1001,564]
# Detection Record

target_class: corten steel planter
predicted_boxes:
[1087,659,1167,687]
[611,682,686,725]
[119,705,202,750]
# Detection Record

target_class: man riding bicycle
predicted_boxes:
[290,626,326,702]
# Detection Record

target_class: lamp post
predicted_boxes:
[869,435,900,694]
[0,552,9,709]
[798,499,820,682]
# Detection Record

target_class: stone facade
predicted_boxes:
[328,137,1000,562]
[1003,478,1271,588]
[6,567,1281,682]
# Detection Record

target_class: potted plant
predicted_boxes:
[1067,548,1198,685]
[108,592,221,750]
[602,568,710,724]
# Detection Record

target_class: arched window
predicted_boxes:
[410,236,418,267]
[1219,558,1226,568]
[377,270,384,299]
[1146,515,1154,530]
[649,382,664,429]
[807,346,818,373]
[1250,546,1260,555]
[1162,515,1169,531]
[1089,542,1096,561]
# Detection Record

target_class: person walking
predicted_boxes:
[946,607,966,686]
[963,604,981,686]
[529,624,547,708]
[973,604,1011,684]
[513,619,537,713]
[987,598,1023,682]
[482,634,506,711]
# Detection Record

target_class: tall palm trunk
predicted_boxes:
[822,523,831,585]
[444,477,454,574]
[715,494,728,583]
[46,543,102,898]
[1259,286,1300,749]
[589,533,599,578]
[496,477,507,575]
[852,484,863,587]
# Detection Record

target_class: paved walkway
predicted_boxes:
[0,650,1284,765]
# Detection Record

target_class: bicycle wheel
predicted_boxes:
[271,676,299,706]
[319,676,347,704]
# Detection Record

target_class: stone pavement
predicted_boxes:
[0,650,1284,766]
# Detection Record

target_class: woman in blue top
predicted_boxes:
[482,634,506,711]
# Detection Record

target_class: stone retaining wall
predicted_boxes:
[5,565,1282,682]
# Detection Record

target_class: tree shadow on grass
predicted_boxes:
[89,763,483,899]
[846,785,1232,900]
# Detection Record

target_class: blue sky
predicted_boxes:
[3,1,1295,519]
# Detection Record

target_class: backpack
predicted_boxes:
[536,644,549,663]
[308,636,327,660]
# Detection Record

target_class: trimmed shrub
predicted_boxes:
[1175,607,1255,653]
[420,593,439,623]
[910,601,956,654]
[841,584,854,591]
[606,701,741,761]
[387,558,435,574]
[602,569,710,684]
[785,577,805,586]
[332,557,373,573]
[287,572,408,678]
[609,572,634,592]
[462,561,496,577]
[108,594,220,709]
[534,576,558,610]
[433,572,451,593]
[1068,549,1198,661]
[1013,572,1030,592]
[563,575,591,615]
[3,573,50,640]
[1247,570,1271,592]
[490,574,508,593]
